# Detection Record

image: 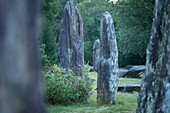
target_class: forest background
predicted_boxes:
[41,0,154,67]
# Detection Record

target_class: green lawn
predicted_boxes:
[48,72,141,113]
[119,78,141,84]
[89,72,141,85]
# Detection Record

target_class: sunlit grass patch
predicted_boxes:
[119,78,141,84]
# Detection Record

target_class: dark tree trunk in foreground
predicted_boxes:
[59,0,84,76]
[137,0,170,112]
[97,12,119,105]
[0,1,47,113]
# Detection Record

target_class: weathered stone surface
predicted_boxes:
[59,0,84,76]
[122,65,145,78]
[118,69,128,77]
[125,65,135,70]
[93,39,100,71]
[97,11,119,105]
[84,65,94,72]
[137,1,170,112]
[0,1,47,113]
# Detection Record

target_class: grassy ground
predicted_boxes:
[119,78,141,84]
[48,72,141,113]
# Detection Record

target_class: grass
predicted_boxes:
[89,72,141,85]
[48,72,141,113]
[119,78,141,84]
[48,92,138,113]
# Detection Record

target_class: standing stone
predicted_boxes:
[0,1,47,113]
[93,39,100,71]
[137,0,170,112]
[59,0,84,76]
[97,12,119,105]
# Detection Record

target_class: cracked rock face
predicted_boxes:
[93,39,100,71]
[137,0,170,113]
[59,0,84,76]
[97,11,119,105]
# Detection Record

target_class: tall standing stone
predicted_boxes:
[137,0,170,112]
[59,0,84,76]
[97,12,119,105]
[93,39,100,71]
[0,0,47,113]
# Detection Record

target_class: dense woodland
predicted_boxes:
[41,0,154,67]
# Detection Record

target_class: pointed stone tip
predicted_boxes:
[102,11,112,21]
[96,39,100,42]
[103,11,111,16]
[65,0,75,9]
[94,39,100,47]
[105,11,109,14]
[68,0,74,4]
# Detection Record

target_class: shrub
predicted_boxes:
[44,65,93,105]
[40,43,51,67]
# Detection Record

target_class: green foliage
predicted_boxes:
[42,0,154,67]
[78,0,113,65]
[40,43,50,66]
[42,0,68,66]
[114,0,154,66]
[44,65,93,105]
[77,0,154,66]
[84,41,93,65]
[41,20,58,65]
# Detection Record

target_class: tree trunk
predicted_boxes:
[137,0,170,112]
[0,1,47,113]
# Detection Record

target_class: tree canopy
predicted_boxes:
[42,0,154,67]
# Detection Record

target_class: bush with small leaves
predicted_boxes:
[44,65,93,105]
